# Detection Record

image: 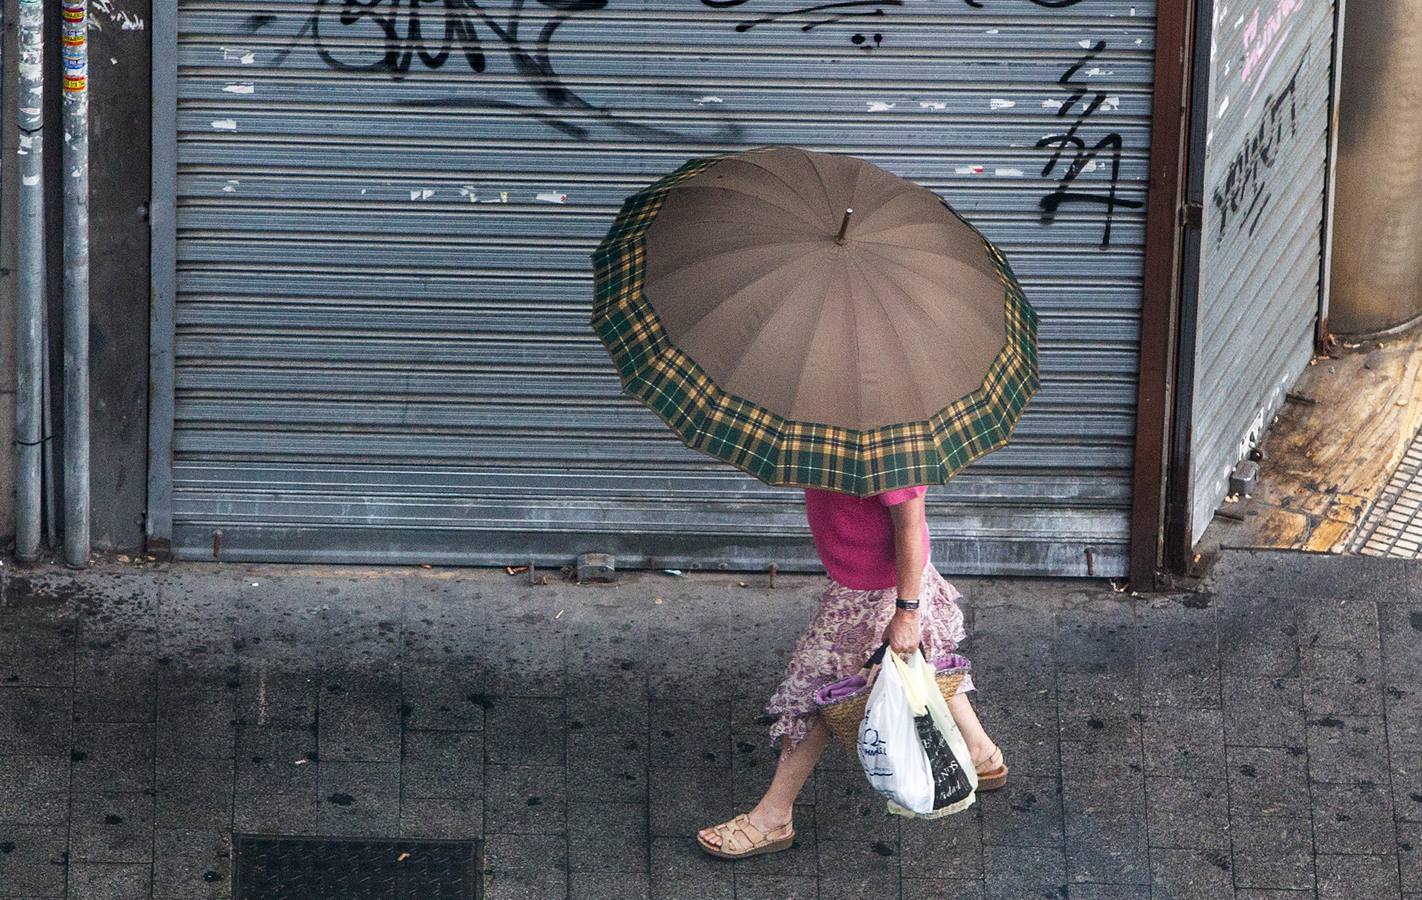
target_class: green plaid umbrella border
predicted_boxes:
[591,150,1040,497]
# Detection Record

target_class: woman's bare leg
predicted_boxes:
[948,692,1000,766]
[699,717,829,847]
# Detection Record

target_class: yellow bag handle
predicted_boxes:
[887,648,930,716]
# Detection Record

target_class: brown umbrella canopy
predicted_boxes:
[640,147,1008,432]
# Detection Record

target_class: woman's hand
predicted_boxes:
[882,609,922,654]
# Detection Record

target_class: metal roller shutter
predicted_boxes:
[156,0,1159,575]
[1187,1,1333,545]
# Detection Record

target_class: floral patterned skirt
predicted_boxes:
[765,565,973,750]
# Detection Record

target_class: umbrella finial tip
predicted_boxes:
[836,208,854,244]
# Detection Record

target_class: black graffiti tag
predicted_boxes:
[962,0,1086,7]
[700,0,901,44]
[254,1,744,143]
[1036,40,1143,249]
[316,0,486,76]
[1211,59,1303,242]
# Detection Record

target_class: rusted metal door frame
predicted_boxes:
[1162,0,1216,577]
[1130,0,1199,588]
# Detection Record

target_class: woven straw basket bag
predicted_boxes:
[817,644,970,754]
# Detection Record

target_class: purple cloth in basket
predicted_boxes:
[814,652,969,707]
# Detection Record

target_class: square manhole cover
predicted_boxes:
[233,835,481,900]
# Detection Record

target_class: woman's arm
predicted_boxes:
[882,493,926,652]
[889,493,927,599]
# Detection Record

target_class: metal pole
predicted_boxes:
[61,0,90,567]
[1317,0,1347,343]
[14,0,47,562]
[41,297,59,549]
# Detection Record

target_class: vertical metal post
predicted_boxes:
[1128,0,1197,588]
[61,0,91,567]
[1317,0,1348,345]
[147,0,179,558]
[14,0,47,562]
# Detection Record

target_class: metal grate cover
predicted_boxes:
[233,835,480,900]
[1351,425,1422,558]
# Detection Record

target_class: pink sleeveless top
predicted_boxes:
[802,486,930,590]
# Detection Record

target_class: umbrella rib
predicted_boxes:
[663,249,826,344]
[855,233,999,281]
[845,253,935,418]
[732,156,835,228]
[717,263,827,408]
[777,273,837,428]
[802,152,841,223]
[841,254,865,429]
[853,242,1007,332]
[848,187,943,238]
[646,240,823,293]
[851,245,1006,350]
[670,182,827,233]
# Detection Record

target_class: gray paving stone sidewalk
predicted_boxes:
[0,549,1420,899]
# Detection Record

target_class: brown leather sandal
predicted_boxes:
[975,746,1009,792]
[696,813,795,860]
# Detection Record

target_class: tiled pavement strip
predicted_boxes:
[0,550,1420,899]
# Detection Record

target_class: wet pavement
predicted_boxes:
[0,549,1420,899]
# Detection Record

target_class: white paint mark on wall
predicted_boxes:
[954,165,987,175]
[989,99,1016,110]
[211,119,238,131]
[223,83,255,94]
[1083,160,1099,173]
[222,180,240,193]
[23,175,40,186]
[1217,95,1231,119]
[1101,96,1121,111]
[692,96,723,105]
[986,28,999,34]
[410,188,436,201]
[1084,67,1114,77]
[536,192,569,204]
[867,101,896,112]
[1043,98,1067,111]
[223,48,256,65]
[919,100,950,110]
[1136,38,1144,46]
[459,186,479,202]
[91,0,143,29]
[1079,39,1093,48]
[996,168,1025,177]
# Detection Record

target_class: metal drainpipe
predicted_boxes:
[14,0,47,563]
[61,0,91,567]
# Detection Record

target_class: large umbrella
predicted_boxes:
[591,146,1038,496]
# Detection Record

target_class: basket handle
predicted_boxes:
[862,640,930,673]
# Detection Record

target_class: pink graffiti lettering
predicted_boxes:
[1241,0,1300,86]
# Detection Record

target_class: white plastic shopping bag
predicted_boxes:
[857,644,937,813]
[889,650,977,819]
[857,648,977,818]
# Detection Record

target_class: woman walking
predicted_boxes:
[696,486,1006,859]
[590,146,1038,858]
